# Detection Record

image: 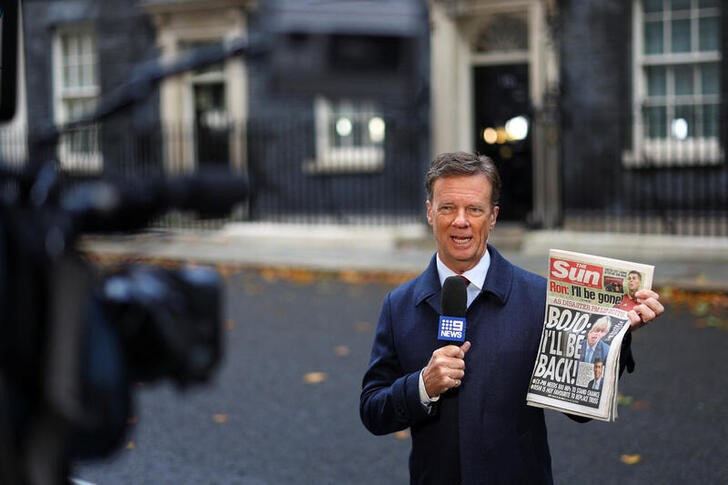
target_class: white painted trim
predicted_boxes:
[625,0,723,168]
[148,5,251,175]
[307,96,385,174]
[429,0,549,155]
[52,25,103,172]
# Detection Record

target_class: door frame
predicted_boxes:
[429,0,559,226]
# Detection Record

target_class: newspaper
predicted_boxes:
[526,249,654,421]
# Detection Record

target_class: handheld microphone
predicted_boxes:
[438,276,467,343]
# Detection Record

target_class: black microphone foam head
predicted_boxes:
[441,275,467,317]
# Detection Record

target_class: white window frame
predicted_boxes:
[52,25,102,172]
[626,0,722,168]
[305,97,385,174]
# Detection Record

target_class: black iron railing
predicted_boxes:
[1,120,726,236]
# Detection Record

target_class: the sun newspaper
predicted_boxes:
[526,249,654,421]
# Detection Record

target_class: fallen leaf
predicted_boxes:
[659,286,675,300]
[620,454,641,465]
[631,400,650,410]
[214,264,236,279]
[692,301,711,318]
[213,414,229,424]
[285,269,316,285]
[340,271,365,284]
[126,441,136,450]
[260,268,278,283]
[617,394,633,407]
[394,430,410,440]
[303,372,328,384]
[704,316,726,329]
[334,345,351,357]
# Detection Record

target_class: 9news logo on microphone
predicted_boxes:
[438,275,468,343]
[438,315,466,342]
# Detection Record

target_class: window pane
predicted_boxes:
[353,117,365,146]
[701,63,720,95]
[674,65,693,95]
[671,19,691,53]
[80,63,91,88]
[699,16,719,51]
[473,13,528,53]
[63,65,71,89]
[66,98,95,121]
[69,127,97,154]
[670,0,690,11]
[646,66,667,96]
[331,116,351,148]
[698,0,719,8]
[368,117,386,143]
[644,0,663,13]
[64,98,97,153]
[644,20,664,54]
[327,100,385,149]
[644,105,667,138]
[60,31,97,89]
[701,104,719,137]
[673,105,695,138]
[61,37,75,88]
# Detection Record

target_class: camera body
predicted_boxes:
[0,164,238,483]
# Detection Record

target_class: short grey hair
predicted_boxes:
[425,151,501,205]
[590,316,611,334]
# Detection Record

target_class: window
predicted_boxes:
[306,97,385,173]
[471,13,528,54]
[628,0,721,167]
[53,27,101,172]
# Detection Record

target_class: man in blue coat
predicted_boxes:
[360,152,664,484]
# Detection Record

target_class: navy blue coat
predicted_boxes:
[360,245,554,484]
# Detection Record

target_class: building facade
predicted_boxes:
[9,0,727,234]
[429,0,726,234]
[557,0,726,235]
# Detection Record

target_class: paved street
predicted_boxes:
[75,268,728,484]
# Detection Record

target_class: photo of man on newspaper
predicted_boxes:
[588,359,605,391]
[615,270,643,311]
[579,316,611,363]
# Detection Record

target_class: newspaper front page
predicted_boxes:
[526,249,654,421]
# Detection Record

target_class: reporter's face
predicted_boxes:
[426,174,499,273]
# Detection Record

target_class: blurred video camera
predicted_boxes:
[0,2,247,483]
[0,162,245,483]
[0,0,425,481]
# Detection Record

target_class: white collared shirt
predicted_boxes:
[435,250,491,308]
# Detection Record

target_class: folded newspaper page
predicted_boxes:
[526,249,654,421]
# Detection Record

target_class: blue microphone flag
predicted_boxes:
[438,275,467,343]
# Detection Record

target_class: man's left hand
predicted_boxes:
[628,289,664,331]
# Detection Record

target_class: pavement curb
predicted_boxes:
[79,224,728,293]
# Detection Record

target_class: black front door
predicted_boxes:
[194,82,229,166]
[473,64,532,222]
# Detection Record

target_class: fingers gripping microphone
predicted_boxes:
[438,276,467,343]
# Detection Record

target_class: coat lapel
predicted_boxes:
[414,255,442,315]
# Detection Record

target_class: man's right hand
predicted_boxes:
[422,341,471,398]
